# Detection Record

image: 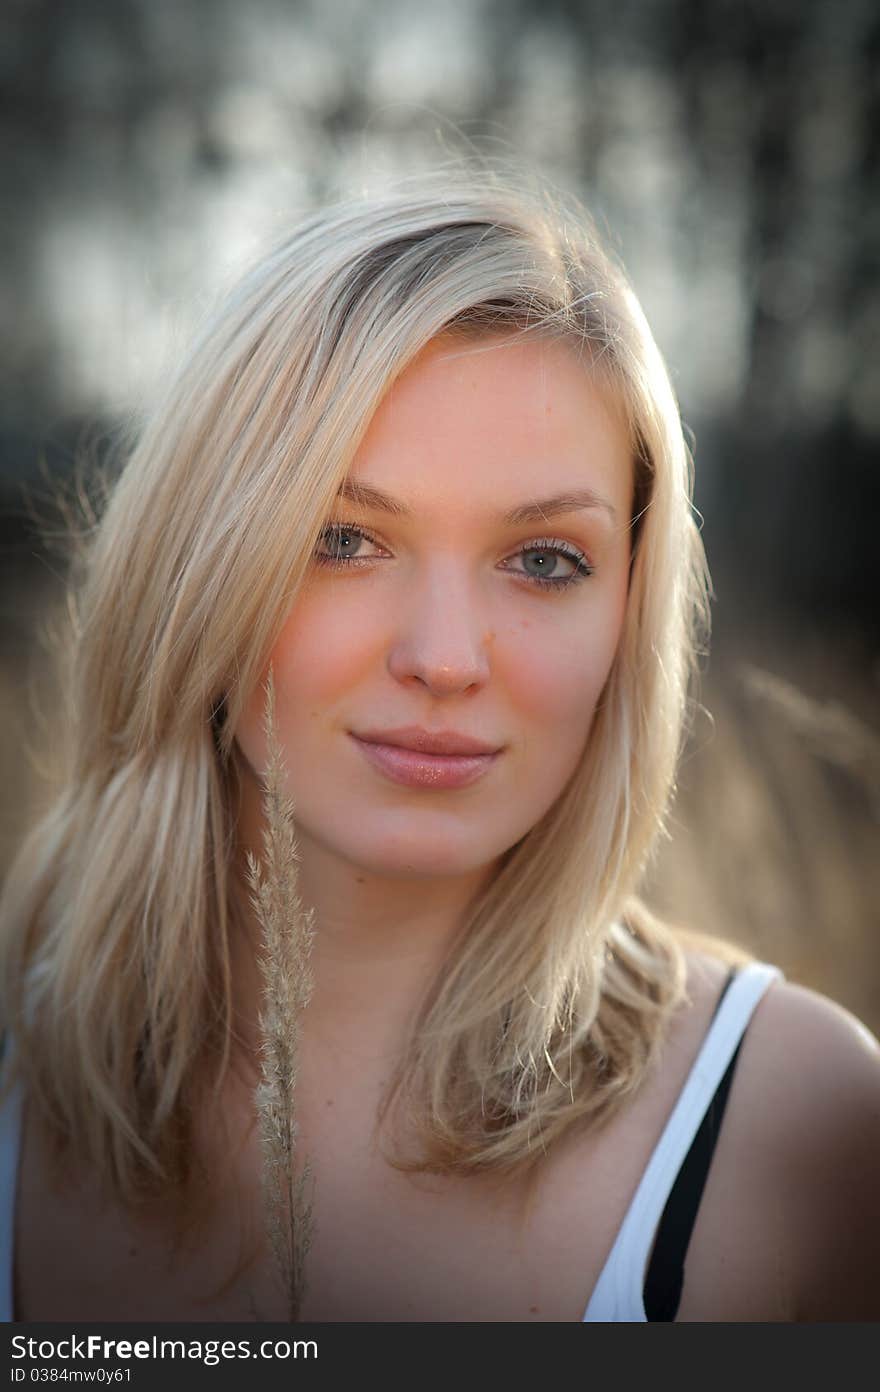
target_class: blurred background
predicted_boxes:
[1,0,877,1029]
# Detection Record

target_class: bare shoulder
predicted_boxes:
[720,969,880,1320]
[744,972,880,1074]
[677,935,879,1090]
[738,973,880,1156]
[662,939,880,1320]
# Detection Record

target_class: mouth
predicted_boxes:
[349,734,501,790]
[351,726,503,757]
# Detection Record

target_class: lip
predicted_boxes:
[353,726,502,756]
[349,733,502,790]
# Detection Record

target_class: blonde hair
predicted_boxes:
[0,167,709,1204]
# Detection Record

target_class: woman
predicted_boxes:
[1,171,878,1322]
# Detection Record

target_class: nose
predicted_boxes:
[386,559,492,696]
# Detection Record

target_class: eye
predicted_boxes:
[504,540,594,590]
[313,524,594,592]
[313,523,383,565]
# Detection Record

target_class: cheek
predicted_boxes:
[498,593,627,734]
[270,589,381,702]
[237,574,628,770]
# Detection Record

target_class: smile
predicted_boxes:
[349,736,500,789]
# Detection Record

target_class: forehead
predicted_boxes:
[347,333,633,521]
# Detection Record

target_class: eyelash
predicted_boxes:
[313,523,594,590]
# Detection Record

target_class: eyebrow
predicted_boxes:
[335,479,618,525]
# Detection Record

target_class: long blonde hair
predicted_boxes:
[0,168,709,1203]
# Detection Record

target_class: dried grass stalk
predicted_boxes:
[245,668,316,1321]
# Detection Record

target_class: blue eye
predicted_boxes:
[505,540,594,589]
[314,523,380,564]
[313,524,593,591]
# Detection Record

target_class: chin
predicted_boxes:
[335,825,505,881]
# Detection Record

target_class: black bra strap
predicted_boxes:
[643,967,742,1321]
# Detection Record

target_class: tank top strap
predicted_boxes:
[582,960,782,1322]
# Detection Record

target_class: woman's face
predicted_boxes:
[235,333,633,881]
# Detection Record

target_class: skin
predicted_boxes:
[12,333,880,1321]
[232,332,634,1058]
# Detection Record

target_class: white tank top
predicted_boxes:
[0,961,780,1322]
